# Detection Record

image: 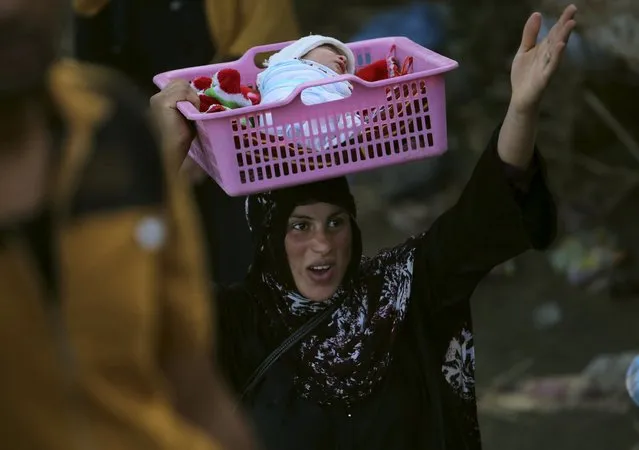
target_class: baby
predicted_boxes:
[257,35,362,149]
[257,35,356,105]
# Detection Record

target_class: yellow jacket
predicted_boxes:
[74,0,300,59]
[0,60,217,449]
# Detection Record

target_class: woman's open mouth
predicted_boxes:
[307,264,335,283]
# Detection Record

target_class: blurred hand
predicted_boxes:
[150,79,200,165]
[509,4,577,114]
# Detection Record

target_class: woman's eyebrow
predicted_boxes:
[289,214,313,220]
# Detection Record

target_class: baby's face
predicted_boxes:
[302,45,347,75]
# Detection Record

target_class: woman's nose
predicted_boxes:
[311,230,332,254]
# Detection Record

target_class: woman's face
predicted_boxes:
[302,45,347,74]
[284,202,352,301]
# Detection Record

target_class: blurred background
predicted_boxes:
[67,0,639,448]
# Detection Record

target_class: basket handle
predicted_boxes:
[238,41,296,68]
[154,41,294,88]
[154,41,293,111]
[153,72,175,91]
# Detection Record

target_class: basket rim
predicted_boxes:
[153,36,459,121]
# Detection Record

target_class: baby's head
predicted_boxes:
[303,45,348,75]
[265,35,356,75]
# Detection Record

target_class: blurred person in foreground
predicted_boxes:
[72,0,301,285]
[0,0,254,449]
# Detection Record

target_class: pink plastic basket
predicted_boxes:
[153,36,458,196]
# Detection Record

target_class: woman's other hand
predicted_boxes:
[498,4,577,169]
[510,4,577,114]
[150,79,200,167]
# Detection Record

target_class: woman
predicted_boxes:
[151,6,577,449]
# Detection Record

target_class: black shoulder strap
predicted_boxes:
[239,301,340,402]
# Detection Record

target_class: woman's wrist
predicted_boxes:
[496,101,539,169]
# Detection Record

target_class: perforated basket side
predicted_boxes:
[193,73,448,196]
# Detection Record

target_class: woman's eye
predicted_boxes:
[291,222,308,231]
[328,217,345,228]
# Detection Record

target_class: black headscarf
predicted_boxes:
[245,176,416,405]
[246,177,362,290]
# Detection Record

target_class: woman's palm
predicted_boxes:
[510,4,577,112]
